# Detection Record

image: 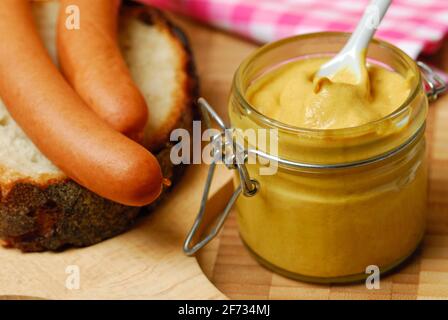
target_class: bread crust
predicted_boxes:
[0,179,140,251]
[0,4,198,252]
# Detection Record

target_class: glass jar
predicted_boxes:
[228,32,430,283]
[184,32,446,284]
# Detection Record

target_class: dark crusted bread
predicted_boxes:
[0,1,197,252]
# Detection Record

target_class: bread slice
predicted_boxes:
[0,1,197,251]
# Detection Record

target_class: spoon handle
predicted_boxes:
[343,0,392,54]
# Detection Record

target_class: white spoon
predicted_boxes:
[314,0,392,86]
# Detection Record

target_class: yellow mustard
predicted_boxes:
[246,57,411,130]
[228,33,429,282]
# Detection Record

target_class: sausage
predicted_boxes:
[57,0,148,142]
[0,0,163,207]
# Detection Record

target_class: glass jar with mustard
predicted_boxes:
[184,32,446,283]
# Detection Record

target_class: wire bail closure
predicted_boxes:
[418,61,447,101]
[183,98,259,256]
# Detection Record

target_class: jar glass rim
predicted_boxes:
[233,32,422,136]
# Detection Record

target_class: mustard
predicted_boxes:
[246,57,411,130]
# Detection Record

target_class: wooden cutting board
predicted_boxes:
[1,12,448,300]
[0,162,233,299]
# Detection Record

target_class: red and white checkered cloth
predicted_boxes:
[138,0,448,59]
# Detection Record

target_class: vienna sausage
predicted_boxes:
[57,0,148,142]
[0,0,163,206]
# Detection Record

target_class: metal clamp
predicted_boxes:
[418,61,447,101]
[183,98,259,256]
